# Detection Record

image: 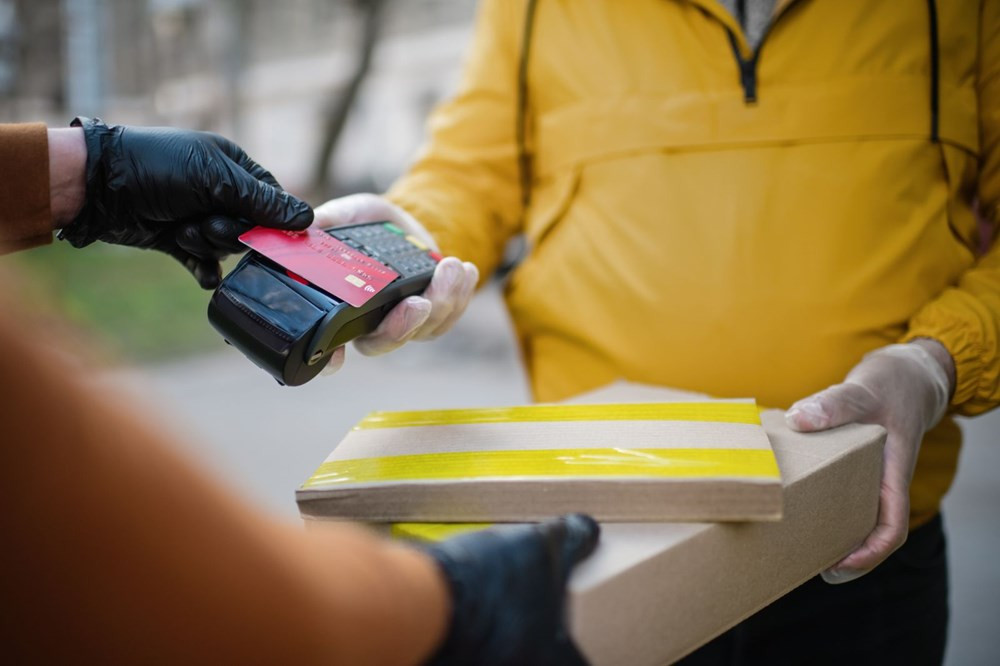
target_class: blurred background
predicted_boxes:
[2,2,997,664]
[3,0,476,360]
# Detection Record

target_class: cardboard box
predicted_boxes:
[301,382,884,664]
[563,383,885,665]
[297,399,782,523]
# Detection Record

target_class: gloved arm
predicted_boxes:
[423,515,599,666]
[56,117,313,288]
[313,194,479,374]
[785,339,954,583]
[0,279,596,665]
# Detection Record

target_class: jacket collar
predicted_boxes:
[675,0,807,57]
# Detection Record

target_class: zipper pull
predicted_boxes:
[739,56,758,104]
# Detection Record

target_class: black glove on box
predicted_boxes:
[424,514,600,666]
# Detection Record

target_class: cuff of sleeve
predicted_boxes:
[385,189,453,253]
[386,183,503,280]
[901,322,991,411]
[0,233,52,254]
[0,123,52,254]
[56,117,112,249]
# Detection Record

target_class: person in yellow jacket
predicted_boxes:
[314,0,999,663]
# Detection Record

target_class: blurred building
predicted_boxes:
[0,0,478,195]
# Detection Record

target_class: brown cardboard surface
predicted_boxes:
[564,383,885,665]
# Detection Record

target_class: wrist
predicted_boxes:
[871,341,952,429]
[47,127,87,229]
[909,337,956,400]
[389,544,453,663]
[421,543,480,666]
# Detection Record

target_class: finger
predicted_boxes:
[207,133,283,189]
[785,381,877,432]
[201,215,253,254]
[553,513,601,568]
[822,459,910,583]
[319,346,347,376]
[160,242,223,290]
[406,258,466,341]
[416,261,479,340]
[313,193,402,229]
[175,222,224,260]
[218,157,313,231]
[353,296,432,356]
[821,492,908,583]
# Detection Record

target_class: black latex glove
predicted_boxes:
[424,514,600,666]
[59,117,314,289]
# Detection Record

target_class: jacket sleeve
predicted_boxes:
[901,1,1000,416]
[386,0,526,278]
[0,281,448,664]
[0,123,52,253]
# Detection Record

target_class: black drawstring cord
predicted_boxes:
[517,0,540,211]
[928,0,940,143]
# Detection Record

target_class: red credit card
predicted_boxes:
[239,227,399,307]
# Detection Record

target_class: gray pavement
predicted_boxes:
[109,282,531,520]
[942,414,1000,665]
[112,282,999,665]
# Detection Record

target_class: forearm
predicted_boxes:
[385,0,524,278]
[0,282,448,664]
[901,246,1000,414]
[47,127,86,228]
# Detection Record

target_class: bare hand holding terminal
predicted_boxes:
[313,193,478,374]
[52,117,313,288]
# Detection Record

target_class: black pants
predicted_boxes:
[678,514,949,666]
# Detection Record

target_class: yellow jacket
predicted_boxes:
[388,0,1000,526]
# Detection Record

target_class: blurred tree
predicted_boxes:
[0,1,16,96]
[1,0,63,118]
[64,0,106,116]
[310,0,386,200]
[219,0,250,137]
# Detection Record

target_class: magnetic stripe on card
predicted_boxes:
[354,402,760,430]
[301,447,780,488]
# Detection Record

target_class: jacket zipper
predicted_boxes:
[729,33,761,103]
[725,0,806,105]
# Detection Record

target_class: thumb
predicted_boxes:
[313,193,402,229]
[222,163,314,231]
[548,514,600,571]
[785,381,877,432]
[209,134,283,189]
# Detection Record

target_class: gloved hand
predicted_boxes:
[422,514,600,666]
[785,339,954,584]
[313,193,479,374]
[59,117,314,289]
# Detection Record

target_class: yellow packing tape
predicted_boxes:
[391,523,491,541]
[302,447,780,488]
[355,402,760,430]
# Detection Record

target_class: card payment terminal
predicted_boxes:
[208,222,439,386]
